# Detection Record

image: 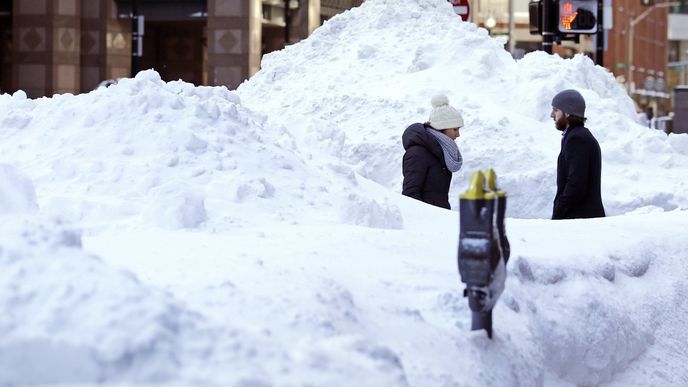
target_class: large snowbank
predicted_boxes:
[0,71,401,230]
[237,0,688,218]
[0,164,38,215]
[0,0,687,386]
[0,216,191,385]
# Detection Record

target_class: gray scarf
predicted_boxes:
[427,128,463,172]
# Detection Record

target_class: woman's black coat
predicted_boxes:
[552,125,605,219]
[402,123,452,209]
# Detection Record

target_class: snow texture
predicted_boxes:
[1,0,687,386]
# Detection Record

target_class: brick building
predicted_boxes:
[605,0,671,114]
[0,0,362,97]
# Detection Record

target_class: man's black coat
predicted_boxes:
[402,123,452,209]
[553,125,605,219]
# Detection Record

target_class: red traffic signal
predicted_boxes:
[558,0,598,34]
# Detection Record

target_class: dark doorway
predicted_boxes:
[0,0,11,93]
[139,20,206,85]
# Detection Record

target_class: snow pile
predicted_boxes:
[509,213,688,386]
[79,210,688,387]
[0,71,402,230]
[0,164,38,215]
[238,0,688,218]
[0,216,195,385]
[0,217,417,386]
[0,0,687,386]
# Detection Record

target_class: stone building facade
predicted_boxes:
[0,0,362,97]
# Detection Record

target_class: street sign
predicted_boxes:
[449,0,471,22]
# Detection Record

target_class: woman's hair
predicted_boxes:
[566,115,587,128]
[424,122,456,132]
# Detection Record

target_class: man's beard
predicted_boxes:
[555,115,568,131]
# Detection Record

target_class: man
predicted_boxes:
[550,89,605,220]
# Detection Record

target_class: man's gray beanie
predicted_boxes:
[552,89,586,117]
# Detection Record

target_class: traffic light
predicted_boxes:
[529,0,543,35]
[558,0,598,34]
[529,0,559,35]
[528,0,598,54]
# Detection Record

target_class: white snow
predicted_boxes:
[0,164,38,215]
[0,0,687,386]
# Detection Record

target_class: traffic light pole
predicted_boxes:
[284,0,290,45]
[595,0,603,66]
[542,0,554,54]
[131,0,139,77]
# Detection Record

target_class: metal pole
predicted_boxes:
[542,0,554,54]
[508,0,515,55]
[471,311,493,338]
[627,23,633,93]
[596,0,604,66]
[284,0,290,45]
[131,0,139,77]
[684,50,688,84]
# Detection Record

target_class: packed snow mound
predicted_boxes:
[508,212,688,386]
[0,164,38,215]
[0,70,402,230]
[512,52,637,122]
[237,0,688,218]
[0,216,195,385]
[1,2,688,384]
[0,217,412,386]
[77,210,687,387]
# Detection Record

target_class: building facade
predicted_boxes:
[668,2,688,86]
[606,0,670,114]
[3,0,675,113]
[0,0,131,97]
[477,0,671,113]
[0,0,362,97]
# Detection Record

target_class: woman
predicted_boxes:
[402,94,463,209]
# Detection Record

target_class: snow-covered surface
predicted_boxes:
[1,0,687,386]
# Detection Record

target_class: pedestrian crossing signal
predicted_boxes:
[558,0,598,34]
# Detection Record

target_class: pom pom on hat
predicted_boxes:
[431,94,450,108]
[428,94,464,130]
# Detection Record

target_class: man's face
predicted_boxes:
[550,107,568,131]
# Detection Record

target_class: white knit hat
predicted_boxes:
[428,94,464,130]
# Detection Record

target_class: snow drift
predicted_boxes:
[1,0,687,386]
[237,0,688,218]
